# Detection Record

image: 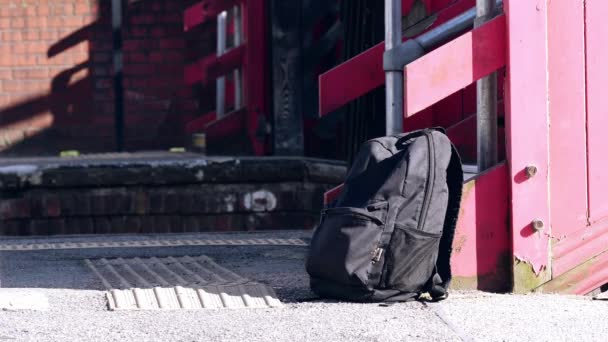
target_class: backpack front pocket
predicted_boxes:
[384,223,441,292]
[306,203,387,289]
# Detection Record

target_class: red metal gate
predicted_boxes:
[321,0,608,294]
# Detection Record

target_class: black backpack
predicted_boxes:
[306,128,463,302]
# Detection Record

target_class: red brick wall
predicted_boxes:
[0,0,208,156]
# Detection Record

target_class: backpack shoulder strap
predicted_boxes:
[430,142,463,301]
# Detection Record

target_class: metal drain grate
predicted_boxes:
[85,255,283,310]
[0,238,307,251]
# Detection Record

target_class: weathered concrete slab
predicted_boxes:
[0,154,346,235]
[0,289,49,311]
[0,154,347,189]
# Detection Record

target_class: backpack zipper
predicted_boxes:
[417,130,435,231]
[377,131,435,285]
[371,247,384,264]
[322,207,384,225]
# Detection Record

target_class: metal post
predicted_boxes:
[111,0,124,151]
[476,0,498,171]
[270,0,305,155]
[385,0,403,135]
[233,5,243,110]
[216,11,228,118]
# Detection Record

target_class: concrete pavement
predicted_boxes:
[0,231,606,342]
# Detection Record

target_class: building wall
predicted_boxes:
[0,0,208,156]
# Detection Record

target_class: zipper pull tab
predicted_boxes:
[367,201,388,211]
[372,247,384,263]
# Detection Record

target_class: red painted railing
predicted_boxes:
[323,13,506,204]
[403,15,505,116]
[184,0,269,155]
[321,3,510,292]
[320,0,608,295]
[318,0,477,117]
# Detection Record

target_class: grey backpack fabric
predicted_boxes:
[306,128,463,302]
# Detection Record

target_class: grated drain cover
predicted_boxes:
[0,238,307,251]
[85,255,283,310]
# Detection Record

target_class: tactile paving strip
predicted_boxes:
[85,255,283,310]
[0,238,307,251]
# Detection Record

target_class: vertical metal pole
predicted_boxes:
[270,0,305,155]
[233,5,243,110]
[111,0,124,151]
[476,0,498,171]
[385,0,403,135]
[216,11,228,118]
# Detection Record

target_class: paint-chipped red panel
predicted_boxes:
[404,15,506,117]
[585,0,608,223]
[451,163,510,290]
[547,0,588,241]
[318,0,476,116]
[565,251,608,295]
[504,0,551,281]
[538,248,608,295]
[553,219,608,277]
